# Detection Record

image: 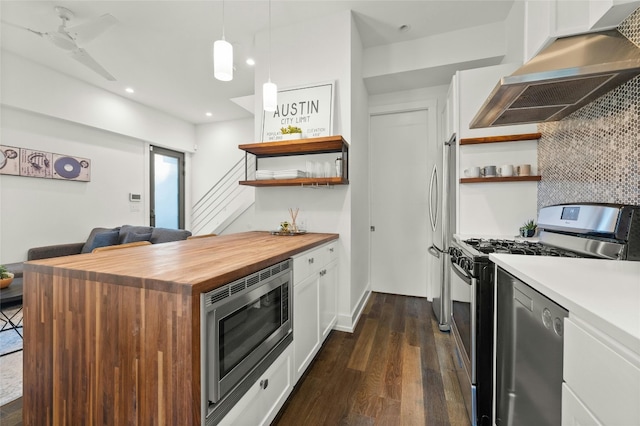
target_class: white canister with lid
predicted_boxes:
[335,157,343,177]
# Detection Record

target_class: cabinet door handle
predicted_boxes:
[308,258,314,264]
[329,248,334,253]
[260,379,269,390]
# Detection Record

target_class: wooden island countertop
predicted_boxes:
[22,231,338,425]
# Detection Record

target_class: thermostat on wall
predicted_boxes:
[129,193,142,202]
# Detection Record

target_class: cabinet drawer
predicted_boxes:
[292,244,328,284]
[564,318,640,426]
[325,241,338,263]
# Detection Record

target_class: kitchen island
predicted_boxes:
[22,231,338,425]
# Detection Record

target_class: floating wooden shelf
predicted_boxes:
[239,135,349,187]
[460,176,541,184]
[239,135,349,157]
[460,133,541,145]
[240,177,348,187]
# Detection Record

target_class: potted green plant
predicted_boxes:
[280,125,303,140]
[0,265,14,289]
[520,219,537,238]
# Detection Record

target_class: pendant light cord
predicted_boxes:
[268,0,272,82]
[222,0,226,40]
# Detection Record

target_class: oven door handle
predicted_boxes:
[470,276,477,383]
[450,261,472,284]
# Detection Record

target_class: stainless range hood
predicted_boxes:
[470,30,640,128]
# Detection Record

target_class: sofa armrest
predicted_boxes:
[28,242,85,261]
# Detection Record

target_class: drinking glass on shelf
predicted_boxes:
[324,162,332,177]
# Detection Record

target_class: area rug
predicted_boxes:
[0,328,22,357]
[0,350,22,406]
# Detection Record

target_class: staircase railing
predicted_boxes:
[191,156,254,235]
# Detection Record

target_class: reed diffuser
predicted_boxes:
[289,207,299,233]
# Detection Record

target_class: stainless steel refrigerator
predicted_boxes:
[428,133,457,331]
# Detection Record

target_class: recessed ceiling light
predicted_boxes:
[399,24,411,33]
[125,87,134,94]
[246,58,255,66]
[205,112,213,117]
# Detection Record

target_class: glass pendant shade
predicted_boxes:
[214,39,233,81]
[263,80,277,112]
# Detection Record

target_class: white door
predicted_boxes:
[370,109,433,297]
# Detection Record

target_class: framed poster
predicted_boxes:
[261,81,335,142]
[0,145,20,176]
[0,145,91,182]
[52,154,91,181]
[20,148,53,179]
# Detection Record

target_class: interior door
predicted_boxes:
[370,109,433,297]
[150,145,185,229]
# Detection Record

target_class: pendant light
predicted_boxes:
[214,0,233,81]
[263,0,277,111]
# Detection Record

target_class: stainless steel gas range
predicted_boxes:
[447,202,640,426]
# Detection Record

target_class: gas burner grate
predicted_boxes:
[462,238,584,258]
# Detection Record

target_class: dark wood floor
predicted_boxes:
[274,292,470,425]
[0,292,470,426]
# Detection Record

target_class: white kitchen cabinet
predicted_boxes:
[293,272,320,381]
[319,258,338,341]
[523,0,640,62]
[292,241,338,381]
[562,384,602,426]
[219,345,293,426]
[563,316,640,426]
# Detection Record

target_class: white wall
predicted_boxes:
[0,106,147,262]
[0,52,196,263]
[348,13,371,327]
[1,52,195,152]
[240,10,361,330]
[363,22,506,82]
[192,118,254,202]
[456,64,539,236]
[503,0,526,64]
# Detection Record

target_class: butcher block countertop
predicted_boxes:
[22,231,338,425]
[25,231,338,295]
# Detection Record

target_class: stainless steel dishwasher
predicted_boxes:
[495,267,568,426]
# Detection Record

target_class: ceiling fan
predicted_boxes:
[6,6,118,81]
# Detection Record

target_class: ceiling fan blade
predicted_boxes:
[69,48,116,81]
[1,20,45,37]
[66,14,117,46]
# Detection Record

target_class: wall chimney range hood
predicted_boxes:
[470,30,640,128]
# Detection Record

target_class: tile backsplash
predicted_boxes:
[537,8,640,210]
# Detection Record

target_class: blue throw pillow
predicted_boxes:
[122,231,152,244]
[87,230,120,252]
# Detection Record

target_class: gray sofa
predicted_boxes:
[27,225,192,261]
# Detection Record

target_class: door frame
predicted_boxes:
[149,145,186,229]
[368,99,439,297]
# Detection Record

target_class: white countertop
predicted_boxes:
[490,254,640,356]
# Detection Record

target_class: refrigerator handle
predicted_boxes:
[428,164,438,232]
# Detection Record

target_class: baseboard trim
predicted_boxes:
[334,286,371,333]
